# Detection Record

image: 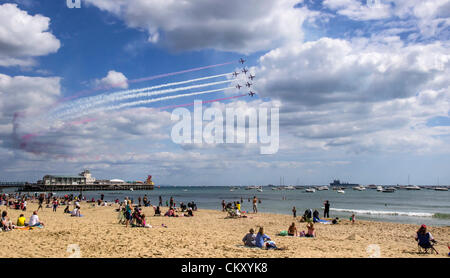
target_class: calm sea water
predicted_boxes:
[4,186,450,226]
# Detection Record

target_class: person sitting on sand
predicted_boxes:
[29,211,44,227]
[1,211,14,231]
[141,214,151,228]
[71,206,81,217]
[288,222,298,236]
[154,206,161,216]
[184,208,194,217]
[415,224,438,254]
[305,222,315,237]
[332,217,340,224]
[304,209,312,222]
[164,207,177,217]
[242,228,256,247]
[313,210,320,223]
[255,227,277,249]
[16,214,27,227]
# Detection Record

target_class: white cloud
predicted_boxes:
[0,3,60,67]
[85,0,313,53]
[95,70,128,89]
[323,0,392,20]
[254,37,450,154]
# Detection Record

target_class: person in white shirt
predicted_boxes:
[29,211,44,227]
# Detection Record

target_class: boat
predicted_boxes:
[405,185,421,190]
[285,185,295,190]
[377,186,383,192]
[257,188,263,192]
[435,187,449,191]
[337,189,345,194]
[382,187,396,193]
[305,188,316,193]
[330,179,360,187]
[317,186,329,191]
[353,186,366,191]
[130,188,134,191]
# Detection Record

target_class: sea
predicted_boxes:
[3,186,450,226]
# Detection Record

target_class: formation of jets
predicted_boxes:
[234,58,256,97]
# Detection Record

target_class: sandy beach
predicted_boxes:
[1,201,448,258]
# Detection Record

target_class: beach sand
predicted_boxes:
[1,202,448,258]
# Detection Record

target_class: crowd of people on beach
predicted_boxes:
[2,191,447,256]
[115,195,198,229]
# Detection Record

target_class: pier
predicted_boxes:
[17,183,154,192]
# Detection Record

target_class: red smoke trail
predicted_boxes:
[58,61,235,104]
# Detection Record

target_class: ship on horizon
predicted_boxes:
[330,179,359,187]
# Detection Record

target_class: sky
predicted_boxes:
[0,0,449,186]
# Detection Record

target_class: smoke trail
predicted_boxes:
[58,61,235,103]
[156,94,248,110]
[59,86,235,120]
[54,78,235,118]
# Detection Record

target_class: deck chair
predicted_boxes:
[417,233,438,254]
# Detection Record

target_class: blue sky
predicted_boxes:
[0,0,449,185]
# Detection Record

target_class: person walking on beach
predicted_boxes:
[37,194,44,211]
[52,198,58,212]
[138,196,142,207]
[169,197,174,208]
[292,206,297,218]
[159,196,162,207]
[221,200,226,212]
[324,200,330,218]
[252,196,258,213]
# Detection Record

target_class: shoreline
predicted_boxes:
[0,201,449,258]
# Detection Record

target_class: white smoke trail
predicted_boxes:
[53,72,232,114]
[58,86,234,121]
[54,79,235,119]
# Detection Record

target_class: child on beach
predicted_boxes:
[16,214,27,227]
[350,214,356,224]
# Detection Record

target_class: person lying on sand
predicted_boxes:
[242,228,256,247]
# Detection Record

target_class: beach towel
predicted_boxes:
[15,226,33,230]
[278,231,288,236]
